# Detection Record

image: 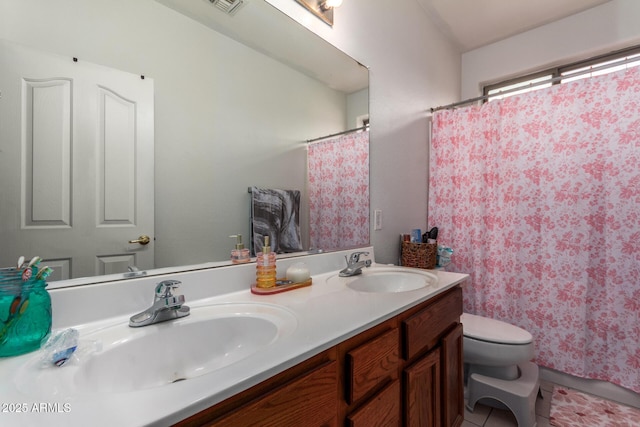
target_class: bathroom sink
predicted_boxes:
[16,303,297,395]
[338,266,438,293]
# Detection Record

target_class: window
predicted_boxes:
[485,73,553,101]
[483,45,640,102]
[561,51,640,83]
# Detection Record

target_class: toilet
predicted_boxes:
[461,313,540,427]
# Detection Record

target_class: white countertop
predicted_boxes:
[0,248,468,427]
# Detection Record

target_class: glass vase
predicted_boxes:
[0,268,52,357]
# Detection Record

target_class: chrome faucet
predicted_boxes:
[129,280,190,327]
[339,251,372,277]
[124,265,147,278]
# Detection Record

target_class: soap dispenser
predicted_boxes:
[256,235,277,288]
[229,234,250,264]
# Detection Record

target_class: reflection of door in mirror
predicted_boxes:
[0,41,154,280]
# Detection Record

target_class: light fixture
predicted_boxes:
[295,0,343,27]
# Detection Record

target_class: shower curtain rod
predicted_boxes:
[429,55,640,113]
[306,124,369,143]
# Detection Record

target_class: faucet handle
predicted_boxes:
[155,280,182,299]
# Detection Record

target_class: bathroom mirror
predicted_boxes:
[0,0,369,286]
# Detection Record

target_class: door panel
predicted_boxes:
[23,78,72,227]
[0,40,154,280]
[99,87,136,225]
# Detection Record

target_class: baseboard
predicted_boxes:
[540,367,640,409]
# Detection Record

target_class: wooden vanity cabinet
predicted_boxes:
[402,286,464,427]
[339,285,464,427]
[175,285,462,427]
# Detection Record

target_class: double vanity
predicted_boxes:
[0,247,468,426]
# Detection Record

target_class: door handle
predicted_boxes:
[129,235,151,245]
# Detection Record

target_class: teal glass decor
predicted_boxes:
[0,267,52,357]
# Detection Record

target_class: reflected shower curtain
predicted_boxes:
[428,67,640,393]
[307,130,369,251]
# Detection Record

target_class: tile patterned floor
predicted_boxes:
[462,379,554,427]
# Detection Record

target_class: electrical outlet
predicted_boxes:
[374,209,382,230]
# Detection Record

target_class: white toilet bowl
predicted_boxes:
[461,313,539,427]
[461,313,534,380]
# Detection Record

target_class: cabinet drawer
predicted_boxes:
[402,286,462,360]
[210,360,338,426]
[347,328,399,404]
[346,379,401,427]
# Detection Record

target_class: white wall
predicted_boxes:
[267,0,462,264]
[347,88,369,128]
[0,0,350,267]
[462,0,640,99]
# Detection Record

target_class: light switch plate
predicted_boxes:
[374,209,382,230]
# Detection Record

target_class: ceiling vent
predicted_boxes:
[209,0,244,15]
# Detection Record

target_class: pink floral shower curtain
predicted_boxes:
[428,67,640,393]
[308,130,369,251]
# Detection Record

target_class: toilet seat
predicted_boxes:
[461,313,532,345]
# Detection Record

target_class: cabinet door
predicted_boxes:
[404,348,441,427]
[346,380,400,427]
[210,360,338,426]
[442,323,464,427]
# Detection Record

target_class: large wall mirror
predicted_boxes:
[0,0,369,286]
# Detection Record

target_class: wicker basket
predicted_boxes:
[401,241,437,269]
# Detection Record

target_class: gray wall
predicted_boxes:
[268,0,462,264]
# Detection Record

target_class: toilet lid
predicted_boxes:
[460,313,532,345]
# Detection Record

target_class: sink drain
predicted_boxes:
[171,377,187,383]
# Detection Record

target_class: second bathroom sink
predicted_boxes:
[329,266,438,293]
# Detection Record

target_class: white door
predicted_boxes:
[0,41,154,280]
